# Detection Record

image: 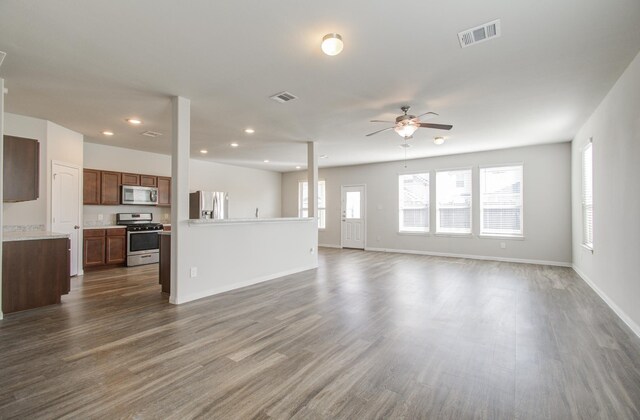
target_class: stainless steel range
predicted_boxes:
[116,213,163,267]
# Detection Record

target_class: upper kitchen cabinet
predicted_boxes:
[3,135,40,202]
[157,176,171,207]
[121,173,140,186]
[83,169,101,205]
[140,175,157,187]
[101,171,121,205]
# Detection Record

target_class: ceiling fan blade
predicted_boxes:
[370,119,394,123]
[419,123,453,130]
[415,111,439,119]
[366,126,395,137]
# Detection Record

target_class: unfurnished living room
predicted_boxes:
[1,1,639,419]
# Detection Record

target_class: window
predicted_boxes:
[299,180,326,229]
[398,173,429,233]
[582,143,593,249]
[436,169,472,234]
[480,165,523,237]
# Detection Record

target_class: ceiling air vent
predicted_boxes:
[269,91,298,103]
[141,130,163,138]
[0,51,6,67]
[458,19,501,48]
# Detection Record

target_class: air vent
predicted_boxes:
[141,130,163,138]
[458,19,501,48]
[0,51,6,67]
[269,91,298,103]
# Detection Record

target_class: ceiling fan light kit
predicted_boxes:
[366,106,453,140]
[321,33,343,56]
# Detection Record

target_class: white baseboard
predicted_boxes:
[318,243,342,249]
[172,263,319,305]
[572,265,640,339]
[363,246,572,267]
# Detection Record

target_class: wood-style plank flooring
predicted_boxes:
[1,248,639,419]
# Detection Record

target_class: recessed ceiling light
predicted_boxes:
[321,33,344,56]
[230,142,239,147]
[200,149,208,154]
[102,131,114,136]
[295,166,301,169]
[263,159,270,163]
[244,128,255,134]
[126,118,142,125]
[434,137,446,145]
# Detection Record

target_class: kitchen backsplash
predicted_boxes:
[83,205,171,227]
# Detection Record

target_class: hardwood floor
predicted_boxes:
[1,248,639,419]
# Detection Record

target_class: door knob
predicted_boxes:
[74,225,80,229]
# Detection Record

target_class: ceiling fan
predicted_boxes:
[366,106,453,140]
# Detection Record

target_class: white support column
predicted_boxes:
[0,78,5,319]
[170,96,190,304]
[307,141,318,220]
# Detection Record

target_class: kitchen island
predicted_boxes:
[2,231,70,313]
[162,217,318,303]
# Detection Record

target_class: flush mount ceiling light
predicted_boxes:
[434,136,446,145]
[126,118,142,125]
[263,159,270,163]
[295,166,301,169]
[244,128,255,134]
[102,130,114,136]
[200,149,208,154]
[321,33,343,56]
[230,142,239,147]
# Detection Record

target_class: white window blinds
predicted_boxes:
[582,144,593,248]
[399,173,429,232]
[299,180,326,229]
[436,169,472,234]
[479,165,523,236]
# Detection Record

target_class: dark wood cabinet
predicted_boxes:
[106,229,126,264]
[83,169,101,205]
[2,238,70,314]
[121,173,140,186]
[159,233,171,294]
[100,171,121,205]
[157,176,171,207]
[3,135,40,202]
[84,228,126,269]
[140,175,157,187]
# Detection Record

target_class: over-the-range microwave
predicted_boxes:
[121,185,158,205]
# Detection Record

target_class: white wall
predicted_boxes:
[282,142,572,265]
[572,50,640,337]
[83,143,282,224]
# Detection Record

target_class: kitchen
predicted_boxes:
[2,111,305,316]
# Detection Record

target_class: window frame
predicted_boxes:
[582,142,593,251]
[435,167,473,236]
[478,163,524,239]
[398,171,431,235]
[298,180,326,230]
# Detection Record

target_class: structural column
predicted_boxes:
[170,96,190,304]
[307,141,318,220]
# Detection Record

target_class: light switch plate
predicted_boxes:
[190,267,198,278]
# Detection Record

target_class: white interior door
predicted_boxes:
[52,162,80,276]
[341,185,366,249]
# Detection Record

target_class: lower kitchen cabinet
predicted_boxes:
[84,228,126,269]
[2,238,70,314]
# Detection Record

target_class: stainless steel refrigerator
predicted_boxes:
[189,191,229,219]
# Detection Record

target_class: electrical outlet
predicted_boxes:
[500,242,506,249]
[190,267,198,278]
[310,247,314,254]
[164,213,169,220]
[97,214,103,221]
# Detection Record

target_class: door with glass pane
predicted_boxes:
[341,185,366,249]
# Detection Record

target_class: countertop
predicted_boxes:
[84,224,171,229]
[188,217,313,226]
[3,231,70,242]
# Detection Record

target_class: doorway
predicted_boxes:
[341,184,366,249]
[52,161,81,276]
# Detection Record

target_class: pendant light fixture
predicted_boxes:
[321,33,344,56]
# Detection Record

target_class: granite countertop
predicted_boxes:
[189,217,313,226]
[3,231,70,242]
[83,225,123,229]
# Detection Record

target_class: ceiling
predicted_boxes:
[1,0,639,172]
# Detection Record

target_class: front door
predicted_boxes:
[52,162,80,276]
[341,185,366,249]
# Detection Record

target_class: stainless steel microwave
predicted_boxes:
[121,185,158,205]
